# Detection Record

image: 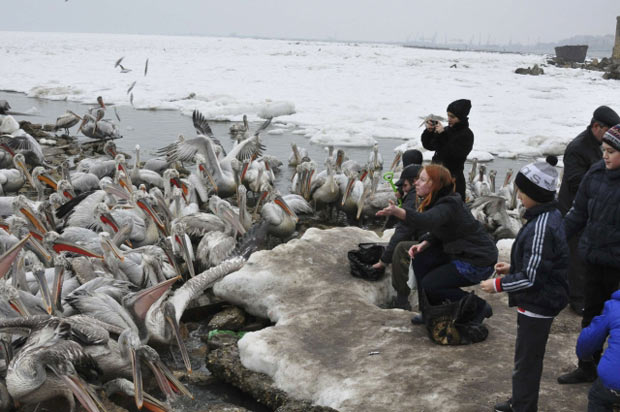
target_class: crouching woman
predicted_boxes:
[376,164,497,324]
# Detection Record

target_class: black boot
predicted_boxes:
[393,293,412,311]
[557,360,597,384]
[411,313,424,325]
[494,398,513,412]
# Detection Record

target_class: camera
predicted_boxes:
[430,120,438,126]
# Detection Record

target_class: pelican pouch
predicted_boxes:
[347,243,386,281]
[421,290,488,345]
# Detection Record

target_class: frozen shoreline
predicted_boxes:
[2,31,619,158]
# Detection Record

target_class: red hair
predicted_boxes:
[418,164,455,211]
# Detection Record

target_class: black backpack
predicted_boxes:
[347,243,386,281]
[421,290,488,345]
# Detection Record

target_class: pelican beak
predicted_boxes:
[389,151,402,172]
[360,169,369,182]
[37,172,58,191]
[53,371,102,412]
[20,207,48,235]
[164,303,192,374]
[67,110,82,120]
[27,236,53,265]
[356,187,370,220]
[0,234,31,279]
[33,269,53,315]
[199,164,218,192]
[274,196,298,222]
[99,211,120,233]
[77,117,88,134]
[8,294,30,317]
[136,198,167,236]
[52,240,103,259]
[125,276,181,321]
[305,169,315,200]
[130,345,144,410]
[341,177,355,206]
[336,150,344,168]
[102,234,125,262]
[52,264,65,313]
[176,233,195,278]
[15,158,36,189]
[151,359,194,400]
[240,162,250,182]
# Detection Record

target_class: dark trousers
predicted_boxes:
[582,264,620,329]
[588,378,620,412]
[454,171,466,201]
[512,314,553,412]
[411,245,483,306]
[391,240,417,296]
[567,234,586,310]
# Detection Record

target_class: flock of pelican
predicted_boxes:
[0,94,529,411]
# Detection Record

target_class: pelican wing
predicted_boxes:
[228,134,265,162]
[65,291,138,333]
[0,132,46,165]
[253,117,272,137]
[282,194,313,214]
[174,213,226,238]
[192,110,214,137]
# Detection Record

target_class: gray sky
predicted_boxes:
[3,0,620,45]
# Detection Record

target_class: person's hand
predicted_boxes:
[376,200,399,217]
[408,241,429,259]
[434,122,444,133]
[494,262,510,275]
[395,191,402,199]
[425,120,435,131]
[480,279,496,294]
[372,261,385,270]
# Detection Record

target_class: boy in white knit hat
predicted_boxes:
[481,156,569,412]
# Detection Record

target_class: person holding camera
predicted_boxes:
[421,99,474,201]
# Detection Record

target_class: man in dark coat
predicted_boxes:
[557,105,620,315]
[421,99,473,201]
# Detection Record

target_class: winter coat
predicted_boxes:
[558,127,602,215]
[564,160,620,269]
[381,189,419,264]
[496,202,569,316]
[421,120,474,199]
[577,289,620,391]
[404,191,497,267]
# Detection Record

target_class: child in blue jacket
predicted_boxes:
[481,157,569,412]
[577,289,620,411]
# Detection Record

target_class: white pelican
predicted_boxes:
[54,111,82,135]
[261,192,312,239]
[0,154,35,196]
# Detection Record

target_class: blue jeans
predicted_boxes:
[588,378,620,412]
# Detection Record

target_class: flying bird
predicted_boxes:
[118,64,132,74]
[130,93,134,106]
[113,107,121,122]
[114,56,124,68]
[127,81,136,95]
[144,58,149,76]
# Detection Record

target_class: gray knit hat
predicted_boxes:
[514,156,559,203]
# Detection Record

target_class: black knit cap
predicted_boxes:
[592,106,620,128]
[446,99,472,121]
[402,149,423,168]
[396,164,422,186]
[514,156,559,203]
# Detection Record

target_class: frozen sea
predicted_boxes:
[2,31,619,160]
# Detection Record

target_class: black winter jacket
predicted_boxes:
[558,127,602,215]
[403,191,497,267]
[421,120,473,198]
[380,189,419,264]
[564,160,620,269]
[498,202,569,316]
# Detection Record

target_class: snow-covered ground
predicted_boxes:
[1,31,618,158]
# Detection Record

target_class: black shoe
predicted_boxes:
[472,302,493,324]
[411,314,424,325]
[557,366,597,384]
[569,301,584,316]
[494,399,513,412]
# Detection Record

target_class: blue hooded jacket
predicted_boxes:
[577,289,620,391]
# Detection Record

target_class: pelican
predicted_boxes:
[309,159,340,211]
[368,143,383,172]
[0,115,19,135]
[288,142,310,167]
[0,154,34,196]
[261,192,311,239]
[0,100,10,115]
[229,114,249,136]
[78,113,120,140]
[54,111,82,135]
[145,257,246,372]
[76,141,117,178]
[32,166,58,202]
[130,145,164,189]
[0,129,48,166]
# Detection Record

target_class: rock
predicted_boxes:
[19,120,52,138]
[515,64,544,76]
[203,332,242,350]
[212,226,587,411]
[208,306,247,331]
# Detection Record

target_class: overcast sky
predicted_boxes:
[3,0,620,45]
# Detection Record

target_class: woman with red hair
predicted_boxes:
[377,164,497,324]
